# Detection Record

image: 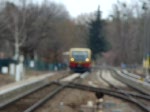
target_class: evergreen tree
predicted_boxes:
[88,6,109,60]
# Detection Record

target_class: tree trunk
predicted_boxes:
[14,28,20,60]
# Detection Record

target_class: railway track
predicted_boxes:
[110,67,150,95]
[1,69,149,112]
[99,70,149,100]
[98,68,150,112]
[122,69,150,84]
[0,73,83,112]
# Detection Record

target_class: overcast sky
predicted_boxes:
[7,0,135,18]
[35,0,133,18]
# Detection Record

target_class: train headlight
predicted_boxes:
[70,58,74,61]
[85,58,89,62]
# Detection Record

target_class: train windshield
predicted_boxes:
[72,51,88,61]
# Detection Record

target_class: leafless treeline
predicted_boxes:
[105,0,150,65]
[0,0,87,63]
[0,0,150,65]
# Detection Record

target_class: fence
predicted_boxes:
[24,59,67,71]
[0,59,17,73]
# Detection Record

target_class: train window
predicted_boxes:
[72,51,88,61]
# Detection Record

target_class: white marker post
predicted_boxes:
[9,64,15,76]
[54,66,58,71]
[20,63,24,79]
[2,67,8,74]
[30,60,35,68]
[20,55,25,79]
[15,55,25,81]
[16,64,21,81]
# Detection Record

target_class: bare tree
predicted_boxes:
[0,1,29,60]
[105,1,147,65]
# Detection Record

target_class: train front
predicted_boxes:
[69,48,91,72]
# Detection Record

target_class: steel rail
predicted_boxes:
[0,82,53,109]
[24,83,68,112]
[99,70,150,100]
[110,67,150,96]
[110,70,150,112]
[54,81,150,112]
[99,70,118,89]
[0,73,72,110]
[24,73,84,112]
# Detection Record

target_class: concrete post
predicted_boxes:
[9,64,15,76]
[1,67,8,74]
[16,64,21,81]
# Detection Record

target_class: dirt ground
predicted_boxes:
[0,70,47,87]
[36,88,97,112]
[25,69,50,77]
[0,74,14,87]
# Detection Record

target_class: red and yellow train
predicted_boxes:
[69,48,92,72]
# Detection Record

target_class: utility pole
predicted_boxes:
[142,2,150,80]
